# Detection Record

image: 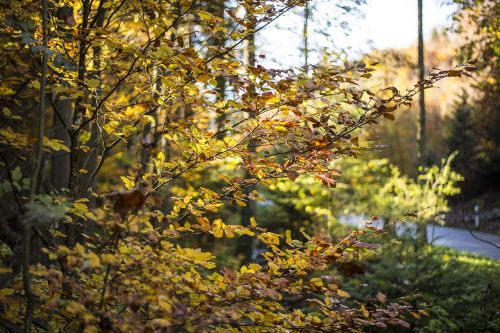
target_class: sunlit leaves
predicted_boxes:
[0,0,470,331]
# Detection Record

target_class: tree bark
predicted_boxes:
[303,1,310,74]
[50,5,76,191]
[83,1,106,197]
[237,28,257,264]
[210,0,228,139]
[417,0,426,167]
[68,0,91,193]
[416,0,428,244]
[51,97,72,190]
[24,0,49,330]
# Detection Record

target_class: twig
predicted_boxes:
[99,235,119,309]
[461,194,500,250]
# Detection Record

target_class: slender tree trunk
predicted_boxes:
[417,0,426,167]
[237,28,256,264]
[83,3,106,197]
[50,5,76,191]
[303,1,310,74]
[51,98,72,190]
[68,0,91,193]
[24,0,49,330]
[415,0,428,244]
[64,0,90,249]
[30,0,48,196]
[211,0,227,139]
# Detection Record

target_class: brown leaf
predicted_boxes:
[318,174,336,188]
[287,171,299,181]
[376,292,386,303]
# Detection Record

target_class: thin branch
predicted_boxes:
[461,194,500,250]
[99,264,112,309]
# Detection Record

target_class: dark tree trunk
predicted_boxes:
[237,29,257,264]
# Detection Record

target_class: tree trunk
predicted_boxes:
[24,0,49,330]
[303,1,310,74]
[416,0,427,246]
[417,0,426,167]
[51,97,71,190]
[50,5,76,191]
[82,3,106,198]
[210,0,227,139]
[68,0,91,193]
[237,28,257,264]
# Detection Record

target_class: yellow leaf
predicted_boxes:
[337,289,350,298]
[213,227,223,238]
[0,267,12,274]
[151,318,171,327]
[235,198,246,207]
[101,254,117,265]
[248,263,262,272]
[87,252,101,269]
[197,10,214,20]
[121,176,135,190]
[285,230,292,244]
[158,298,172,313]
[44,138,70,152]
[258,232,280,245]
[224,228,235,238]
[197,74,213,83]
[103,120,119,134]
[0,288,14,297]
[250,217,257,227]
[73,202,89,212]
[79,130,91,144]
[310,277,323,287]
[66,301,86,315]
[360,304,369,318]
[75,243,85,255]
[157,151,165,163]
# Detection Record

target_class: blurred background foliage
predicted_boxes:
[342,242,500,333]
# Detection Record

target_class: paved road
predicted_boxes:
[427,224,500,260]
[338,215,500,259]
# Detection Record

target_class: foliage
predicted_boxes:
[0,0,470,332]
[341,240,500,333]
[445,0,500,199]
[360,30,473,174]
[261,155,462,232]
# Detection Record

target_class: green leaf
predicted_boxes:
[87,79,100,89]
[11,167,21,182]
